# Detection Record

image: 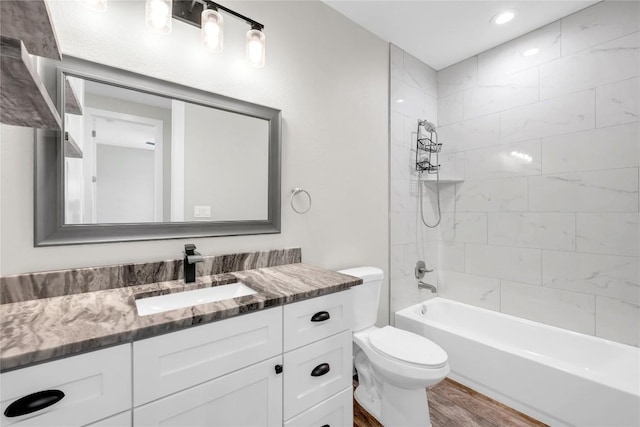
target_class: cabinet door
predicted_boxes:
[284,331,352,420]
[284,387,353,427]
[134,356,283,427]
[84,411,131,427]
[133,306,282,406]
[0,344,131,427]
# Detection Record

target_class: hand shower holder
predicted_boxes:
[416,120,441,173]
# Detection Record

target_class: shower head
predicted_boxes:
[418,119,436,133]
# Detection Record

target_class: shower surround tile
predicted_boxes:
[455,177,528,212]
[501,280,596,335]
[0,248,302,304]
[528,168,639,212]
[576,213,640,256]
[488,213,575,251]
[438,113,500,153]
[540,32,640,100]
[596,77,640,128]
[437,57,477,98]
[436,212,487,244]
[437,93,463,126]
[438,270,500,311]
[465,244,542,285]
[595,296,640,346]
[561,1,640,56]
[541,123,639,174]
[464,140,541,181]
[500,90,595,144]
[543,251,640,303]
[437,242,465,273]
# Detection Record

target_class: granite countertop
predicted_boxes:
[0,263,362,372]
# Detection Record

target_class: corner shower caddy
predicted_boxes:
[415,120,441,173]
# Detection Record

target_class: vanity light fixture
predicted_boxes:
[173,0,266,68]
[523,47,540,57]
[492,9,516,25]
[146,0,173,34]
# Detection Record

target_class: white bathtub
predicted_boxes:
[395,297,640,427]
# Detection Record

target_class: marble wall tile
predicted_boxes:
[437,93,463,126]
[466,244,542,285]
[529,168,639,212]
[424,93,438,125]
[438,241,465,273]
[390,275,422,315]
[561,1,640,56]
[596,77,640,128]
[391,77,425,117]
[541,122,639,174]
[422,182,457,213]
[403,50,438,98]
[477,22,561,85]
[390,111,404,147]
[438,113,500,153]
[455,177,528,212]
[464,68,539,120]
[501,280,596,335]
[540,32,640,100]
[390,244,404,280]
[501,90,595,144]
[421,152,465,182]
[437,56,477,98]
[390,179,418,213]
[438,269,500,310]
[464,140,541,181]
[577,213,640,256]
[437,212,487,244]
[488,213,575,251]
[595,296,640,346]
[390,143,414,180]
[390,211,418,246]
[390,44,403,84]
[543,250,639,302]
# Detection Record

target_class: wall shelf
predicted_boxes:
[64,79,84,116]
[0,36,61,130]
[64,132,83,159]
[0,0,61,61]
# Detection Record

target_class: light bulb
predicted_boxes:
[145,0,172,34]
[246,29,265,68]
[523,47,540,57]
[83,0,107,12]
[492,10,516,25]
[201,9,224,52]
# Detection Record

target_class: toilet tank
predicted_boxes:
[338,267,384,332]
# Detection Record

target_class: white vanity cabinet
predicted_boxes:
[0,344,132,427]
[283,291,354,426]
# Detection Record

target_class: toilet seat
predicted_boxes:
[369,326,448,368]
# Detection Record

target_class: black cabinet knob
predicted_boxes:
[310,311,330,322]
[275,364,283,374]
[4,390,65,418]
[311,363,331,377]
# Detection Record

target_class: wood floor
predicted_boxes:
[353,378,548,427]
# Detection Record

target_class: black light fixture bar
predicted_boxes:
[172,0,264,31]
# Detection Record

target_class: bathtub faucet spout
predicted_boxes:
[418,281,437,293]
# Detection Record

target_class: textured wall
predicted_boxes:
[0,1,390,324]
[434,1,639,346]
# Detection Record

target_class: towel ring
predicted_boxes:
[290,188,312,214]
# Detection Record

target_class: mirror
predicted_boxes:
[35,56,281,246]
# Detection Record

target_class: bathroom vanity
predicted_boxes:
[0,254,360,426]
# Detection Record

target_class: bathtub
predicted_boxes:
[395,297,640,427]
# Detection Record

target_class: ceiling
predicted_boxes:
[324,0,598,70]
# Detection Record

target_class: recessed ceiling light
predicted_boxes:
[523,47,540,57]
[492,10,517,25]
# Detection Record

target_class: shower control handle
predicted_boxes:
[415,260,433,279]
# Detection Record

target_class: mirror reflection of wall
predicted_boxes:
[63,77,269,225]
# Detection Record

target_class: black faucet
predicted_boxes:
[183,243,204,283]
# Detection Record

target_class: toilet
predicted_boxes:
[339,267,449,427]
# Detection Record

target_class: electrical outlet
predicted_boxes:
[194,205,211,218]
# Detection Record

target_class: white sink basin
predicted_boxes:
[135,282,257,316]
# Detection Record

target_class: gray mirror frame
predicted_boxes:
[35,56,281,246]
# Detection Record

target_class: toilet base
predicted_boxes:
[355,382,432,427]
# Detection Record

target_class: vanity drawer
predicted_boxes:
[284,290,352,351]
[133,307,282,406]
[85,411,131,427]
[0,344,131,427]
[284,387,352,427]
[284,330,352,420]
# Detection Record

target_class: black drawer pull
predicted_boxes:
[311,363,331,377]
[4,390,65,418]
[310,311,330,322]
[321,425,330,427]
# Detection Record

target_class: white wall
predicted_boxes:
[434,1,639,346]
[0,1,390,323]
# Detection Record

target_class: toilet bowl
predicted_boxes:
[339,267,449,427]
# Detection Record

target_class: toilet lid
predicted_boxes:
[369,326,448,368]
